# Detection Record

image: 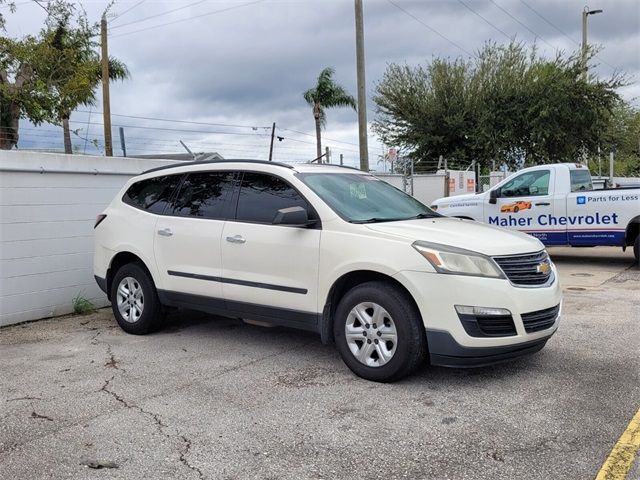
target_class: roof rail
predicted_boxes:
[300,162,362,172]
[140,159,294,175]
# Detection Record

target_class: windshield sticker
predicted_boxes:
[350,183,367,199]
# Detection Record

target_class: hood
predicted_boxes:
[364,217,543,256]
[431,193,483,206]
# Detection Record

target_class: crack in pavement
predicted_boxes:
[1,335,315,465]
[180,434,205,480]
[97,337,205,479]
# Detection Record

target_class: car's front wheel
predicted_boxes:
[111,263,163,335]
[333,281,427,382]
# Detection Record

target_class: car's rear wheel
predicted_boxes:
[634,235,639,263]
[333,281,427,382]
[111,263,163,335]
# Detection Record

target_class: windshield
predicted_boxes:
[298,172,439,223]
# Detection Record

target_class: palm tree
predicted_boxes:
[58,57,129,154]
[303,67,356,160]
[44,20,129,153]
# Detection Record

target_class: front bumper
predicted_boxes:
[393,264,562,365]
[427,329,553,367]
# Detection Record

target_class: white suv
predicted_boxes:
[94,160,562,382]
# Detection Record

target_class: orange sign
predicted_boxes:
[467,179,475,192]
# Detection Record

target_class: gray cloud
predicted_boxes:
[8,0,640,166]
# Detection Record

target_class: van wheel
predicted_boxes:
[333,281,427,382]
[111,263,163,335]
[634,235,640,264]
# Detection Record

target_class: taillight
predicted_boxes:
[94,214,107,228]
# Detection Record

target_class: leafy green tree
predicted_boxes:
[0,1,129,152]
[591,101,640,176]
[373,42,624,171]
[303,67,356,160]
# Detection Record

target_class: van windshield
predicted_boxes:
[298,172,439,223]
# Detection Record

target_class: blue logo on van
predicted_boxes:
[577,196,586,205]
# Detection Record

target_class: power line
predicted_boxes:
[385,0,477,59]
[457,0,511,41]
[110,0,208,29]
[67,120,270,137]
[518,0,579,46]
[75,110,270,130]
[488,0,556,50]
[277,126,359,146]
[518,0,617,72]
[112,0,148,22]
[110,0,267,39]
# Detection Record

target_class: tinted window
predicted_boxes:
[123,175,181,214]
[172,171,236,219]
[236,172,308,223]
[501,170,550,197]
[570,169,593,192]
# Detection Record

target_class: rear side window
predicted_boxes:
[171,171,236,219]
[235,172,309,223]
[570,169,593,192]
[122,175,181,214]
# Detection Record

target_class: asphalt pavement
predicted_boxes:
[1,247,638,480]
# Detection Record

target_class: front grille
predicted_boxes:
[493,250,552,286]
[521,304,560,333]
[458,313,516,337]
[476,314,517,336]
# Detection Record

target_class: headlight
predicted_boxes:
[412,241,505,279]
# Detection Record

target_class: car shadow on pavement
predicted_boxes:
[156,309,545,386]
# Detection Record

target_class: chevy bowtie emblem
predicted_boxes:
[537,262,551,274]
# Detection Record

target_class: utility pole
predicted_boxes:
[325,146,330,164]
[354,0,369,172]
[268,122,276,161]
[581,7,603,80]
[340,153,344,166]
[609,149,615,185]
[100,14,113,156]
[119,127,126,157]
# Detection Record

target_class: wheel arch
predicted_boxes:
[625,216,640,246]
[319,270,422,345]
[106,251,154,301]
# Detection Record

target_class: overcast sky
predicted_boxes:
[6,0,640,168]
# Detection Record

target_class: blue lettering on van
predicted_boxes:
[489,213,619,227]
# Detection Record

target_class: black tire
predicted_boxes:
[110,262,163,335]
[634,235,640,264]
[514,206,519,213]
[333,281,427,382]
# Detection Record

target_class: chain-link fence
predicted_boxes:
[479,172,508,192]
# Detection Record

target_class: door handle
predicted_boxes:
[535,202,550,206]
[226,235,246,244]
[157,228,173,237]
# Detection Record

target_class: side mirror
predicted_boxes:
[489,189,498,204]
[272,206,316,227]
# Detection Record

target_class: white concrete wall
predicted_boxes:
[0,151,176,327]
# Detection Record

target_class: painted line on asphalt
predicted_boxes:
[595,408,640,480]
